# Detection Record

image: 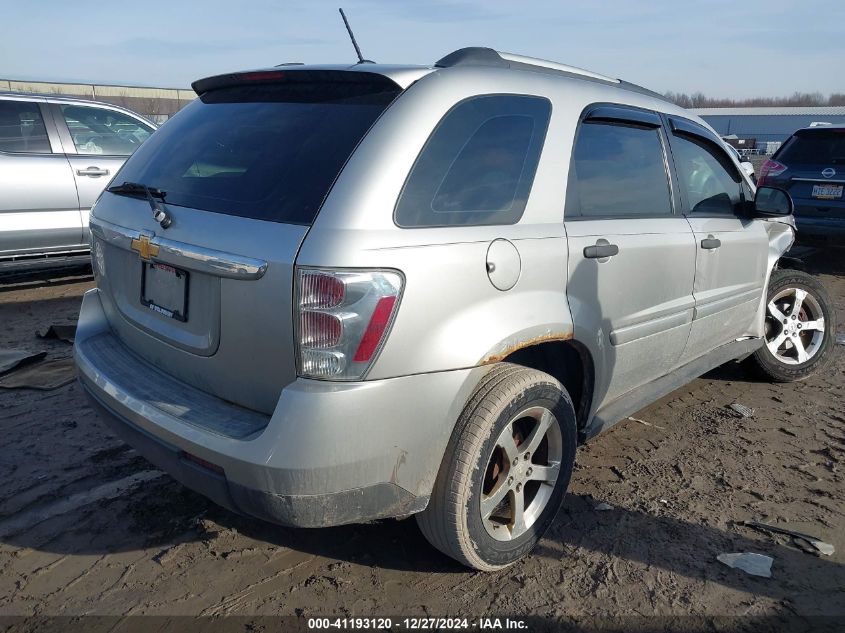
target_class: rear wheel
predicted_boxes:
[748,269,836,382]
[416,363,577,571]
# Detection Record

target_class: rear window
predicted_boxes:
[395,95,551,228]
[778,129,845,165]
[114,81,399,225]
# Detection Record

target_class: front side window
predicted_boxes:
[570,122,672,217]
[60,105,153,156]
[395,95,551,228]
[671,134,742,215]
[0,101,51,153]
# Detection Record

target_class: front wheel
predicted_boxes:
[416,363,577,571]
[748,269,836,382]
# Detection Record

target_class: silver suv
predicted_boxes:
[74,48,837,570]
[0,93,155,272]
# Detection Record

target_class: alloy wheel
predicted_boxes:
[765,287,825,365]
[480,406,562,541]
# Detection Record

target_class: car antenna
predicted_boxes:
[338,7,373,64]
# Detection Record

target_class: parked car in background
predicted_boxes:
[0,93,155,273]
[759,124,845,248]
[74,48,836,571]
[725,143,756,181]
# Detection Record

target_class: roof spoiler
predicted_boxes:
[192,69,401,96]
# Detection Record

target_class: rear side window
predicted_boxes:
[778,129,845,165]
[570,122,671,217]
[395,95,550,228]
[114,81,399,225]
[0,101,51,154]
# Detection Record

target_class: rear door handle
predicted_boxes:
[76,166,110,177]
[583,243,619,259]
[700,237,721,250]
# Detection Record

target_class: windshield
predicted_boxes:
[778,128,845,165]
[113,81,399,225]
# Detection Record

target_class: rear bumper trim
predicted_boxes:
[77,330,270,440]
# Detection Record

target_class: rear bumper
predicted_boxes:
[83,390,424,526]
[75,288,483,527]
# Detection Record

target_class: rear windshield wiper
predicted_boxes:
[107,181,167,200]
[106,181,172,228]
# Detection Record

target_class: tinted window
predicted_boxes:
[778,129,845,165]
[60,105,153,156]
[570,122,671,217]
[0,101,51,153]
[114,82,398,224]
[672,134,741,215]
[395,95,550,227]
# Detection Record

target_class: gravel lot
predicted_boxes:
[0,250,842,626]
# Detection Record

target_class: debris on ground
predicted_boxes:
[0,357,75,391]
[627,416,666,430]
[0,348,46,374]
[716,552,773,578]
[742,520,835,556]
[728,403,754,418]
[837,333,845,346]
[594,502,614,511]
[37,324,77,343]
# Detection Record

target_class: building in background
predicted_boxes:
[0,78,194,124]
[693,106,845,156]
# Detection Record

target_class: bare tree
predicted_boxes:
[664,91,843,108]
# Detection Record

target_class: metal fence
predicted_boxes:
[0,78,194,120]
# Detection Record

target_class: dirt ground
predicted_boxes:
[0,250,843,626]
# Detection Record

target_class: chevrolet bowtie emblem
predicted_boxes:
[130,234,159,261]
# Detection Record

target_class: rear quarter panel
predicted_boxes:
[297,67,587,378]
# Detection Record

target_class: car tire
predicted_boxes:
[747,269,836,382]
[416,362,577,571]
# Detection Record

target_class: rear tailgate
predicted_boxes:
[90,71,402,415]
[778,128,845,219]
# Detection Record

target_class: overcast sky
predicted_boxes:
[2,0,842,98]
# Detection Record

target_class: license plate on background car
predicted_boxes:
[812,183,843,200]
[141,262,188,321]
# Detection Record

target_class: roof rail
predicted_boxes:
[435,47,617,82]
[497,51,618,83]
[434,47,669,102]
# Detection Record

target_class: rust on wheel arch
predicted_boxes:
[479,330,574,366]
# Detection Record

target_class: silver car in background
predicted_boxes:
[74,48,837,571]
[0,93,155,272]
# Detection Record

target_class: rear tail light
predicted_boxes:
[757,159,787,187]
[296,269,403,380]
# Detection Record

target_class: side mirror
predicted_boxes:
[754,186,793,217]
